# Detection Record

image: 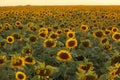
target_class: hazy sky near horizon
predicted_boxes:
[0,0,120,6]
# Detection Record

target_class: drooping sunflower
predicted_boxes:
[16,71,26,80]
[0,55,6,66]
[93,30,104,38]
[56,50,72,62]
[66,38,78,49]
[10,56,25,69]
[24,56,36,65]
[112,32,120,41]
[80,25,89,32]
[66,31,75,38]
[81,39,91,47]
[43,39,56,48]
[6,36,14,44]
[28,35,37,44]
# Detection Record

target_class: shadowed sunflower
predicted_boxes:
[81,39,91,47]
[12,33,22,41]
[111,55,120,65]
[49,32,58,40]
[28,35,37,44]
[93,30,104,38]
[6,36,14,44]
[10,56,25,69]
[0,55,6,66]
[16,71,26,80]
[24,56,36,65]
[43,39,56,48]
[82,74,97,80]
[66,38,78,49]
[112,32,120,42]
[56,50,72,62]
[103,44,112,51]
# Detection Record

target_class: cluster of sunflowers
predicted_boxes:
[0,6,120,80]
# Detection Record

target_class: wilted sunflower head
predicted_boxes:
[66,38,78,49]
[56,50,72,62]
[16,71,26,80]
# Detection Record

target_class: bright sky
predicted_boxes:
[0,0,120,6]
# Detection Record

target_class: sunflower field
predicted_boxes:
[0,6,120,80]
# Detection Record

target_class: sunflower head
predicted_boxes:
[82,74,97,80]
[104,29,111,35]
[49,32,58,40]
[38,32,47,39]
[103,44,112,51]
[10,56,25,68]
[28,35,37,44]
[111,55,120,65]
[111,27,119,33]
[93,30,104,38]
[80,25,89,32]
[112,32,120,42]
[56,50,72,62]
[6,36,14,44]
[15,21,22,27]
[66,31,75,38]
[100,37,109,45]
[66,38,78,49]
[43,39,56,48]
[16,71,26,80]
[24,56,36,65]
[0,55,6,66]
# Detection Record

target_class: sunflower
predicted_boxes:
[93,30,104,38]
[43,39,56,48]
[111,55,120,65]
[28,35,37,44]
[39,28,48,34]
[22,47,33,55]
[104,29,111,35]
[66,38,78,49]
[66,31,75,38]
[64,28,70,33]
[36,69,51,79]
[80,25,89,32]
[47,27,53,33]
[38,32,47,39]
[6,36,14,44]
[56,50,72,62]
[111,27,119,33]
[81,40,91,47]
[16,71,26,80]
[0,24,3,32]
[112,32,120,41]
[78,64,94,72]
[10,56,25,68]
[100,37,109,45]
[15,21,22,27]
[48,32,58,40]
[24,56,36,65]
[56,29,62,35]
[109,69,118,79]
[0,55,6,66]
[103,44,112,51]
[12,33,22,41]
